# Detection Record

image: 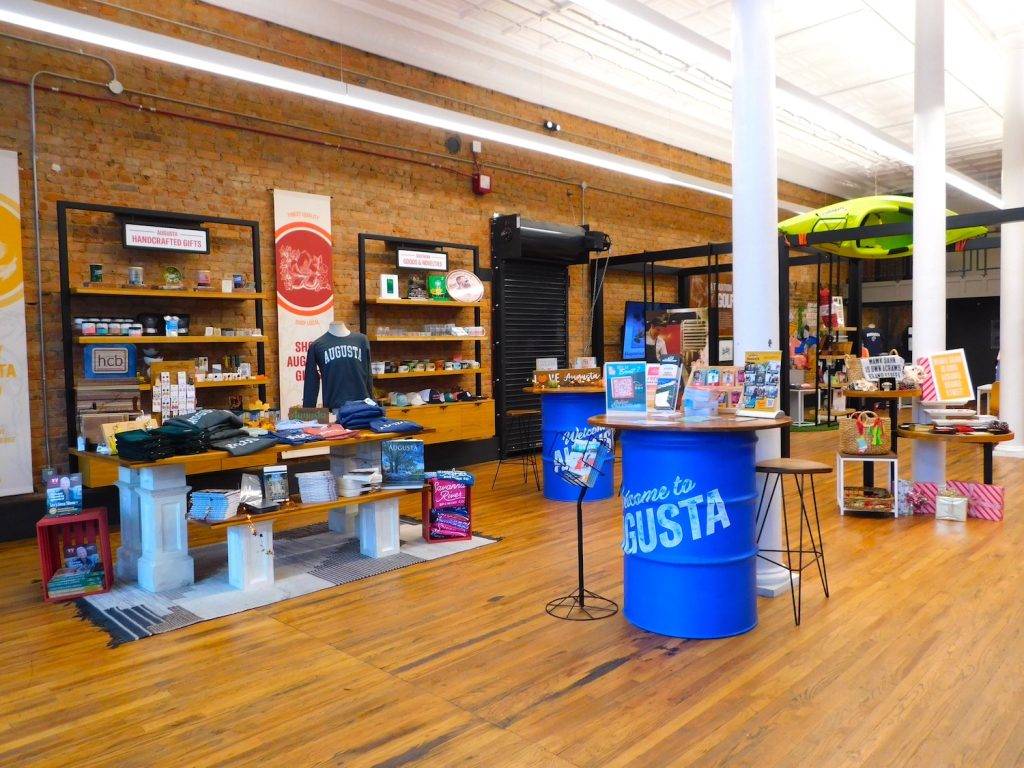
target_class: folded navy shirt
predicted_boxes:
[369,418,423,434]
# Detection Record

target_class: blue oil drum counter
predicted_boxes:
[528,387,614,502]
[589,414,790,639]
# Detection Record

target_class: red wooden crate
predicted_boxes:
[421,480,472,543]
[36,507,114,602]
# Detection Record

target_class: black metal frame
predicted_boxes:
[57,201,264,450]
[355,232,484,400]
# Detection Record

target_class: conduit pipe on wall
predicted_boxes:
[28,51,122,470]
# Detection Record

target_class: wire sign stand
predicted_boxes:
[545,432,619,622]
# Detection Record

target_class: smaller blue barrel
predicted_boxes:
[620,429,758,638]
[540,391,614,502]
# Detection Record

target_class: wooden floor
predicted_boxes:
[2,430,1022,767]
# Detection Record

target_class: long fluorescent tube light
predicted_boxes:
[573,0,1004,209]
[0,0,754,204]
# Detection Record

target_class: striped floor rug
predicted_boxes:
[76,520,497,646]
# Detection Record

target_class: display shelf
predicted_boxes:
[138,376,269,391]
[76,335,265,344]
[360,297,484,308]
[369,334,487,342]
[373,368,488,379]
[59,202,267,452]
[70,287,265,300]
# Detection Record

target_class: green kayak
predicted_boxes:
[778,195,987,259]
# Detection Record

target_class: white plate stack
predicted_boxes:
[296,471,338,504]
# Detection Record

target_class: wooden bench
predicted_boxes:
[188,487,422,590]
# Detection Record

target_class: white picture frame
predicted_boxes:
[380,273,400,299]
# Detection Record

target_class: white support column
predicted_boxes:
[995,31,1024,460]
[114,465,141,582]
[912,0,947,482]
[731,0,788,597]
[357,498,401,558]
[136,464,194,592]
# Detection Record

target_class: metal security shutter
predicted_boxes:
[494,259,569,455]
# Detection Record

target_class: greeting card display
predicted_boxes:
[737,351,784,418]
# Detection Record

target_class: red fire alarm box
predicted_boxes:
[472,172,492,195]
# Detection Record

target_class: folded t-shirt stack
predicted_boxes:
[335,399,385,429]
[148,424,207,455]
[115,429,174,461]
[160,409,278,456]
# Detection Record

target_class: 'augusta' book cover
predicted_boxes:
[381,439,425,489]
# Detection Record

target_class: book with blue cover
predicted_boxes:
[381,439,425,489]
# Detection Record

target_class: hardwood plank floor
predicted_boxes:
[1,429,1022,767]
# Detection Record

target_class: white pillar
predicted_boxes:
[911,0,947,482]
[995,31,1024,459]
[731,0,787,597]
[135,464,194,592]
[114,466,142,582]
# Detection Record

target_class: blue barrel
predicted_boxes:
[540,392,614,502]
[619,429,758,638]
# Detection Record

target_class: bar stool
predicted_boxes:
[491,409,541,490]
[754,458,831,626]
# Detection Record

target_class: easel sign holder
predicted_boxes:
[736,350,784,419]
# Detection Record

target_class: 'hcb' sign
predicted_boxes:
[621,477,731,554]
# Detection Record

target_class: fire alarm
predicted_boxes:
[472,172,492,196]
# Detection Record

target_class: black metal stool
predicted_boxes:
[755,458,831,626]
[491,408,541,490]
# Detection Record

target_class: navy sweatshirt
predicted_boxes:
[302,331,372,408]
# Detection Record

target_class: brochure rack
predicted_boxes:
[545,433,618,622]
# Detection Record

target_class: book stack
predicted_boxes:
[46,544,105,598]
[295,471,338,503]
[189,489,241,521]
[47,567,105,598]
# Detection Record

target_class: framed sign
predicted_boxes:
[83,344,137,379]
[928,348,973,403]
[397,248,448,271]
[122,223,209,253]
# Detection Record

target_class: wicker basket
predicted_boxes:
[838,410,890,455]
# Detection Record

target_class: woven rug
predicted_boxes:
[76,520,497,646]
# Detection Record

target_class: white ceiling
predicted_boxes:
[207,0,1024,212]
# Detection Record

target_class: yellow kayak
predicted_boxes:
[778,195,987,259]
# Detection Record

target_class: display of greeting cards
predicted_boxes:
[737,351,784,418]
[687,365,743,414]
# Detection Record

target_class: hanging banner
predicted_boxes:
[0,150,34,496]
[273,190,334,412]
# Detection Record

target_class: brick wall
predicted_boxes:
[0,0,835,488]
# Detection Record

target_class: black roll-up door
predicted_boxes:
[494,259,569,455]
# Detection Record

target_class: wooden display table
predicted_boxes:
[71,429,432,593]
[524,386,611,502]
[895,428,1014,485]
[589,414,790,638]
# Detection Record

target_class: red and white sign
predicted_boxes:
[273,189,334,412]
[123,223,209,253]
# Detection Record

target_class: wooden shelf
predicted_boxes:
[76,335,265,344]
[138,376,269,391]
[369,334,487,342]
[374,368,487,380]
[361,298,484,308]
[70,287,264,300]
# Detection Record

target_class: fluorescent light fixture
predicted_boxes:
[573,0,1003,209]
[0,0,744,202]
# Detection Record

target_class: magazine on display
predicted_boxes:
[381,439,425,489]
[737,351,784,418]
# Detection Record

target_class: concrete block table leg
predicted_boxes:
[136,464,194,593]
[227,520,274,590]
[115,466,142,582]
[357,497,400,558]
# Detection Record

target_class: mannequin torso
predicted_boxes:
[328,321,350,337]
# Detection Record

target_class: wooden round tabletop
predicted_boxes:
[844,389,922,399]
[589,414,791,433]
[523,386,605,394]
[896,428,1014,444]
